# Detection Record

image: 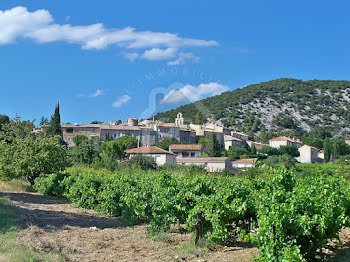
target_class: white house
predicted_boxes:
[269,136,303,149]
[232,158,258,169]
[125,146,176,166]
[176,157,232,172]
[169,144,203,158]
[296,145,323,163]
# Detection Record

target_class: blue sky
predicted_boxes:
[0,0,349,125]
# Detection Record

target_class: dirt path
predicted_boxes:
[0,192,258,262]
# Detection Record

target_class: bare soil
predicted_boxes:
[0,191,349,262]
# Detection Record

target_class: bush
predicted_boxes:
[33,173,69,196]
[128,155,157,170]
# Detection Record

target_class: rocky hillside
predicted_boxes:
[153,78,350,136]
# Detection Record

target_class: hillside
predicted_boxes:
[153,78,350,136]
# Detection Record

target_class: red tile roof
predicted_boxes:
[232,158,258,164]
[302,144,318,150]
[170,144,202,151]
[125,146,175,155]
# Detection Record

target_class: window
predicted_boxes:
[190,152,195,157]
[66,128,73,133]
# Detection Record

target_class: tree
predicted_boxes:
[129,155,156,170]
[73,134,89,147]
[260,146,279,156]
[324,138,332,163]
[279,145,300,158]
[195,113,200,125]
[116,136,138,151]
[0,114,10,131]
[332,139,350,160]
[262,154,296,169]
[225,146,249,159]
[250,144,257,155]
[155,137,179,151]
[47,103,63,138]
[90,120,104,124]
[258,126,268,143]
[39,116,49,126]
[201,132,222,157]
[0,135,69,185]
[0,115,35,143]
[70,138,100,165]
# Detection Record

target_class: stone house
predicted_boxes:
[296,145,323,163]
[125,146,176,166]
[169,144,203,158]
[224,135,245,150]
[269,136,303,149]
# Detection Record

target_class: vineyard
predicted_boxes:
[34,166,350,262]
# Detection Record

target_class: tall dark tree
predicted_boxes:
[324,138,332,163]
[47,103,63,138]
[202,132,222,157]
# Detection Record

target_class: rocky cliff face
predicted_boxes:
[154,78,350,136]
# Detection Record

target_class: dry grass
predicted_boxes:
[0,197,59,262]
[0,179,32,193]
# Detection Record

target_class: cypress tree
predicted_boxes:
[323,138,332,163]
[47,103,63,138]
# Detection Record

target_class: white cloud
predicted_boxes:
[141,47,177,61]
[162,82,229,104]
[0,6,218,64]
[167,52,199,65]
[112,95,131,108]
[124,52,139,61]
[90,89,103,97]
[76,89,104,98]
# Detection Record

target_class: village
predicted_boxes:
[35,112,334,172]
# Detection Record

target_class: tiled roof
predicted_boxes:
[100,124,141,131]
[224,135,242,141]
[269,136,303,144]
[232,158,258,164]
[302,144,318,150]
[125,146,175,155]
[176,157,229,163]
[156,123,178,128]
[170,144,202,151]
[61,124,102,128]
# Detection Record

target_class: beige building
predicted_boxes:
[125,146,176,166]
[38,124,101,147]
[296,145,322,163]
[232,158,258,169]
[176,157,232,172]
[224,135,245,150]
[169,144,203,158]
[269,136,303,149]
[38,118,157,147]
